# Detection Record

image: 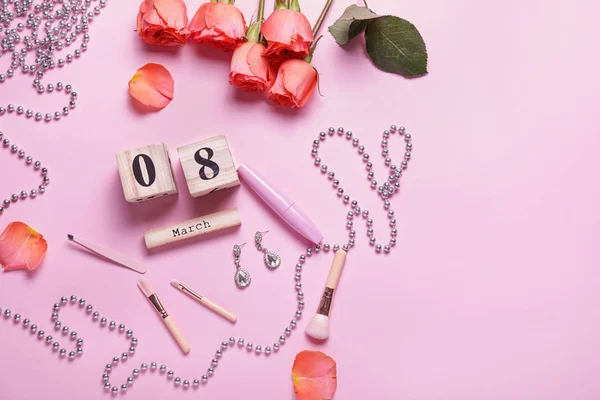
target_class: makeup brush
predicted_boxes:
[137,277,190,354]
[171,279,238,323]
[305,250,347,341]
[67,234,147,274]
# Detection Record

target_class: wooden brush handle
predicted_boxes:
[163,316,191,354]
[325,250,347,289]
[201,298,238,323]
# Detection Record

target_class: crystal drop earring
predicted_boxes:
[255,231,282,270]
[233,243,251,289]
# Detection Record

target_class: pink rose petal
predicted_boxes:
[0,222,48,272]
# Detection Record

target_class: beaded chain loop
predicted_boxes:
[0,131,49,215]
[0,125,414,395]
[311,125,413,254]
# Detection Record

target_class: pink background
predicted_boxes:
[1,0,599,399]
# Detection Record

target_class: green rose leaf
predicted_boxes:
[364,16,428,77]
[328,5,380,45]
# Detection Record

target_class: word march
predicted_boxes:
[172,220,212,238]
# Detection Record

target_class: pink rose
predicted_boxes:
[188,2,247,51]
[229,42,275,92]
[261,9,314,62]
[268,58,317,108]
[137,0,190,46]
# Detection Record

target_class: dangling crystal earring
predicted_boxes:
[233,243,251,289]
[255,231,282,270]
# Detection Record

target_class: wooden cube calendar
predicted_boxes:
[116,143,178,203]
[177,135,240,198]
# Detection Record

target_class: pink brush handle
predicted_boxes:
[201,298,238,323]
[163,316,190,354]
[326,250,347,289]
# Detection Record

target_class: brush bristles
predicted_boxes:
[170,279,181,289]
[137,277,155,297]
[305,314,330,340]
[67,234,74,240]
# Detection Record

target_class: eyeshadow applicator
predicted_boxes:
[170,279,237,323]
[137,277,190,354]
[305,250,347,341]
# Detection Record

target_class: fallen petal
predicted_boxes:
[292,351,337,400]
[0,222,48,272]
[128,63,175,109]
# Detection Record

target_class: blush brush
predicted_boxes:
[305,250,347,341]
[170,279,238,323]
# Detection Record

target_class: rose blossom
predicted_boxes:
[261,9,314,62]
[268,58,318,108]
[137,0,190,46]
[188,2,247,51]
[229,42,275,92]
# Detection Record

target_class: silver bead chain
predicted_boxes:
[0,130,49,215]
[0,0,110,213]
[0,125,413,395]
[312,125,411,253]
[0,0,109,122]
[0,293,299,394]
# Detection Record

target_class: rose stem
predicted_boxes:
[257,0,265,41]
[312,0,333,37]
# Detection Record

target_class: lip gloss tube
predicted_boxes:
[238,164,324,244]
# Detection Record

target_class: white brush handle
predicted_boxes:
[201,298,238,323]
[326,250,347,289]
[163,316,190,354]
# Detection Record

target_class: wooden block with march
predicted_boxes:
[177,135,240,198]
[116,143,178,203]
[144,208,242,249]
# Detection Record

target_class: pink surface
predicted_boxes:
[0,1,599,399]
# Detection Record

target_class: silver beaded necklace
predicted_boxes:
[0,0,108,121]
[0,125,413,394]
[0,0,109,215]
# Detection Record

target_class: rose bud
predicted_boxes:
[137,0,190,46]
[188,1,247,51]
[261,1,314,62]
[268,58,318,108]
[230,42,276,92]
[229,17,275,92]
